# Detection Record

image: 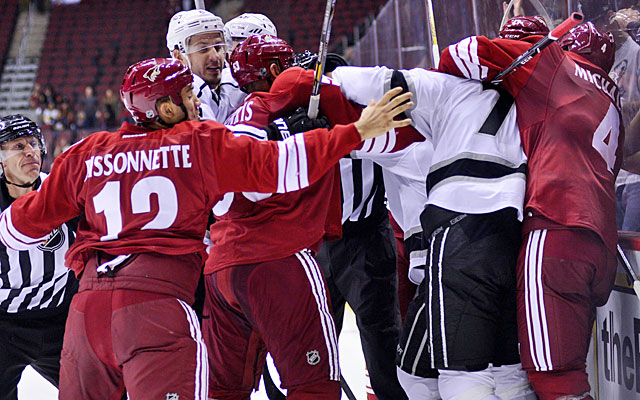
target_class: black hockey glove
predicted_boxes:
[292,50,318,70]
[263,107,330,141]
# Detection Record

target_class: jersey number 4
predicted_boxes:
[93,176,178,241]
[592,103,620,173]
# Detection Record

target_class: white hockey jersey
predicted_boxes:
[332,65,527,283]
[331,66,433,284]
[193,67,247,122]
[334,66,527,218]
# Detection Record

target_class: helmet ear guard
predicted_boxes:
[120,58,194,124]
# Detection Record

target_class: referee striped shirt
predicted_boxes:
[339,158,386,225]
[0,172,77,317]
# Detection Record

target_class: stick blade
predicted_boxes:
[634,281,640,301]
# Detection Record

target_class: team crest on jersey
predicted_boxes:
[38,227,65,252]
[165,393,179,400]
[143,65,162,82]
[306,350,320,366]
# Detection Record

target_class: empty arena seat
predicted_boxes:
[239,0,387,52]
[38,0,171,101]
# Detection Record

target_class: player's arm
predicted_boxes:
[269,67,362,125]
[0,151,84,250]
[201,87,413,194]
[438,35,534,94]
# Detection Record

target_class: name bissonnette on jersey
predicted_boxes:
[84,145,192,179]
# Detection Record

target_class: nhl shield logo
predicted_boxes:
[38,227,65,252]
[306,350,320,366]
[165,393,179,400]
[143,65,162,82]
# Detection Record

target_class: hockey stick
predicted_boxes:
[491,12,584,84]
[262,363,286,400]
[262,359,357,400]
[341,375,357,400]
[194,0,206,9]
[307,0,337,119]
[425,0,440,68]
[617,244,640,300]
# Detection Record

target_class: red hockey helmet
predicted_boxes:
[120,58,193,124]
[229,34,294,90]
[558,21,615,73]
[499,16,549,40]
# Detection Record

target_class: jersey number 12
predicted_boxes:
[93,176,178,241]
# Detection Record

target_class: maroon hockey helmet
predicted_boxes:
[229,34,294,90]
[120,58,193,124]
[558,21,615,73]
[499,16,549,40]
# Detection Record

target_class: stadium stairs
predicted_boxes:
[0,5,48,120]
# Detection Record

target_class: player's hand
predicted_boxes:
[354,87,413,140]
[264,107,330,140]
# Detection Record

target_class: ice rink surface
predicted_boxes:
[18,306,369,400]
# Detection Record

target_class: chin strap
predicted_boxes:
[0,162,41,189]
[2,174,38,188]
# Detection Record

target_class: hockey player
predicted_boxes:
[204,34,362,400]
[203,34,423,400]
[0,115,77,400]
[166,9,246,121]
[224,13,277,52]
[0,57,412,399]
[290,51,417,400]
[327,16,557,400]
[439,20,622,400]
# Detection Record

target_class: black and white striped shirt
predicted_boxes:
[339,158,386,227]
[0,173,77,317]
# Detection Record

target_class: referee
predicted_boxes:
[0,115,77,400]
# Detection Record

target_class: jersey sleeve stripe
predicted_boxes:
[451,38,485,80]
[450,41,473,79]
[276,134,309,193]
[226,124,268,140]
[295,134,309,188]
[0,207,48,250]
[468,36,488,80]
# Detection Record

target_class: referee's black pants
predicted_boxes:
[0,311,67,400]
[316,212,408,400]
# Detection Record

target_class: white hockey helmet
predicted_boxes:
[166,9,225,54]
[224,13,277,51]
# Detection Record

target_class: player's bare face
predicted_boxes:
[0,136,42,185]
[186,32,226,89]
[181,84,201,121]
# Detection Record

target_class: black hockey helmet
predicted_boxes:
[0,114,47,158]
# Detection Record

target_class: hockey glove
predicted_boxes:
[263,107,330,141]
[293,50,318,70]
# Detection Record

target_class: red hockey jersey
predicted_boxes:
[206,67,362,272]
[0,120,363,275]
[439,36,624,252]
